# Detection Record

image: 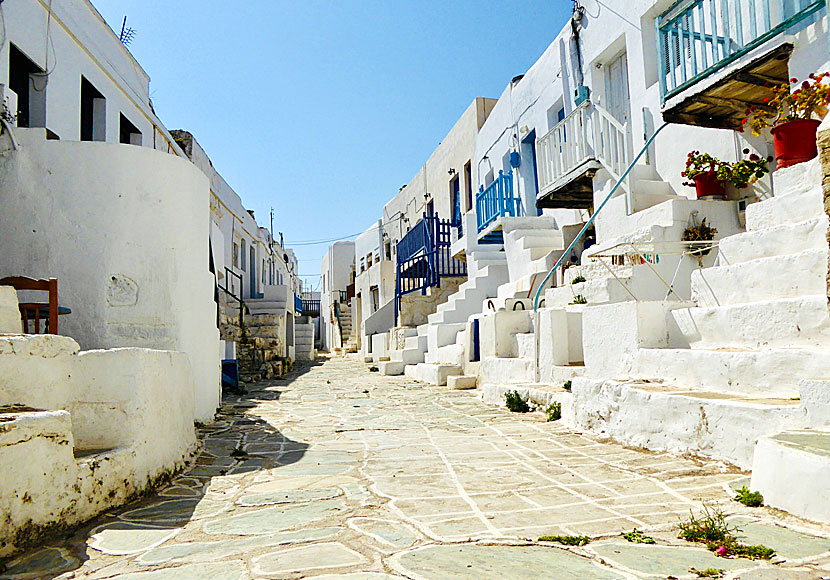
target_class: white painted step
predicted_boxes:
[404,334,427,352]
[717,217,827,265]
[478,356,534,386]
[481,383,570,410]
[634,346,830,398]
[751,430,830,523]
[517,333,535,359]
[390,346,424,365]
[404,363,462,386]
[690,248,826,307]
[425,343,464,365]
[545,276,633,308]
[746,185,823,231]
[379,360,404,375]
[672,295,830,349]
[571,378,803,469]
[427,322,466,352]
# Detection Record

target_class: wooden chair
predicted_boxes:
[0,277,59,334]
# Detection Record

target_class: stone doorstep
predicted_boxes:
[571,378,804,470]
[751,429,830,524]
[481,383,569,408]
[403,363,462,386]
[447,375,477,390]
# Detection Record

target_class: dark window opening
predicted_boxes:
[9,44,46,128]
[80,76,106,142]
[464,161,473,212]
[119,113,142,145]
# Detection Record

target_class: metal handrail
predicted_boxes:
[220,267,243,302]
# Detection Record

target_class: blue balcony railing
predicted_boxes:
[397,215,432,263]
[476,170,522,234]
[657,0,825,101]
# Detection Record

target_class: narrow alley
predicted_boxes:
[3,357,828,580]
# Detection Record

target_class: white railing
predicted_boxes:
[592,103,630,181]
[536,100,592,195]
[536,101,631,195]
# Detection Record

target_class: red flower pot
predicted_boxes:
[771,118,820,169]
[693,171,726,198]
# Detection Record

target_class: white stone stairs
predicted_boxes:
[571,158,830,471]
[403,251,510,385]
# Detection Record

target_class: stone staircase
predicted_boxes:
[570,158,830,477]
[295,316,316,361]
[337,303,358,354]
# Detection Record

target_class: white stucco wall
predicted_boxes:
[0,334,197,557]
[0,129,221,421]
[320,241,355,350]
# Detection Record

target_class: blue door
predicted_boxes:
[451,176,462,236]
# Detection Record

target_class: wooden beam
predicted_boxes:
[735,71,786,88]
[697,95,775,114]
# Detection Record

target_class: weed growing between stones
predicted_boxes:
[571,275,586,284]
[504,390,530,413]
[368,366,379,372]
[677,504,775,560]
[562,380,572,392]
[545,402,561,421]
[622,528,656,544]
[689,568,726,578]
[230,447,248,459]
[733,486,764,507]
[538,535,590,546]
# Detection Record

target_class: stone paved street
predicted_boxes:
[3,356,830,579]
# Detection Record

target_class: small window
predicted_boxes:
[241,239,247,270]
[233,242,239,267]
[119,113,142,145]
[80,76,106,141]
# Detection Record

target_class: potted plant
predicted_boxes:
[682,150,771,198]
[742,72,830,168]
[682,217,718,258]
[682,151,731,198]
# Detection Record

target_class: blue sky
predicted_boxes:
[92,1,572,289]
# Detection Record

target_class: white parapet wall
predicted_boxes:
[0,130,221,422]
[0,334,198,557]
[0,286,21,333]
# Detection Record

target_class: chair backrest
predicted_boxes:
[0,277,58,334]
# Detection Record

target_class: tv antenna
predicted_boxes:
[119,16,137,47]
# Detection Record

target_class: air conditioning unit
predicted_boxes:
[0,84,18,126]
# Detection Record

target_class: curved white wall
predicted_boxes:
[0,129,221,421]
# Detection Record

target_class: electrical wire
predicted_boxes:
[32,0,57,92]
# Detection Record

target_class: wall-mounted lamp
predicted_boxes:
[448,168,457,175]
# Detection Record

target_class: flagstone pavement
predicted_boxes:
[3,355,830,580]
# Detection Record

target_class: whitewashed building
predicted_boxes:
[392,0,830,524]
[0,0,217,557]
[320,240,355,352]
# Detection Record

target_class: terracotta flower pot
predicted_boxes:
[771,118,821,169]
[693,170,726,199]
